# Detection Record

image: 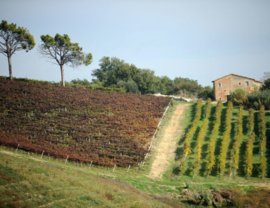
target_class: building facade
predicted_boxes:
[212,74,262,101]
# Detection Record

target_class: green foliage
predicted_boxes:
[207,101,223,176]
[204,98,211,118]
[193,118,209,177]
[169,78,203,97]
[229,89,270,110]
[219,101,233,176]
[198,86,214,99]
[180,99,202,175]
[259,105,266,140]
[0,20,35,52]
[0,20,35,80]
[248,108,254,133]
[39,33,93,86]
[92,56,203,96]
[232,106,243,176]
[259,105,266,179]
[261,78,270,91]
[229,89,248,105]
[247,90,270,110]
[229,90,270,110]
[184,99,202,148]
[117,80,139,94]
[0,76,126,93]
[246,133,255,179]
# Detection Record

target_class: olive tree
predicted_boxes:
[0,20,35,80]
[38,33,93,86]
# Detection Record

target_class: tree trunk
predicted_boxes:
[60,65,65,87]
[8,55,12,80]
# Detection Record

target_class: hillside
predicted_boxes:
[2,96,270,207]
[0,147,175,208]
[0,79,171,167]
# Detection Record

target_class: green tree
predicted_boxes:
[39,34,92,86]
[169,78,203,97]
[0,20,35,80]
[198,86,214,99]
[261,78,270,91]
[91,56,111,83]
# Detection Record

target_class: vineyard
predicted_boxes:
[177,99,270,179]
[0,79,171,167]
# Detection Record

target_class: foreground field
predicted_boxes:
[0,79,170,167]
[2,101,270,207]
[0,148,176,208]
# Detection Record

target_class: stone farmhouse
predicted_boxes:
[212,73,262,101]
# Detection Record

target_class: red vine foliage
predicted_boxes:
[0,80,170,167]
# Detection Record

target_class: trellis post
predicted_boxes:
[89,161,93,168]
[65,156,69,164]
[15,144,20,152]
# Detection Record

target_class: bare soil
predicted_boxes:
[149,103,189,179]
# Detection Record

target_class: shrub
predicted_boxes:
[229,89,247,105]
[229,89,270,110]
[117,80,139,94]
[247,90,270,110]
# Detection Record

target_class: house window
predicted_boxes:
[219,83,222,87]
[219,97,222,100]
[246,81,249,86]
[239,82,241,85]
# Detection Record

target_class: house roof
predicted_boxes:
[212,73,262,83]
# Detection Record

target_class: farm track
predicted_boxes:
[149,103,189,179]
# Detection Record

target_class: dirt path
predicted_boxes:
[149,103,189,179]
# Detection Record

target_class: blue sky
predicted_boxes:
[0,0,270,86]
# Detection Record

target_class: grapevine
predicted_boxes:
[0,79,171,167]
[246,132,255,179]
[180,98,202,175]
[219,101,233,177]
[207,101,223,176]
[193,118,209,177]
[232,105,243,177]
[259,105,266,179]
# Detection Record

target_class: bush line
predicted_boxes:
[259,105,266,179]
[232,105,243,177]
[193,117,209,178]
[207,100,223,177]
[246,132,255,179]
[180,98,203,175]
[219,101,233,177]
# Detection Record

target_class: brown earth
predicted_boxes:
[149,103,189,179]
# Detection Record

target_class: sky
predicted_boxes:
[0,0,270,87]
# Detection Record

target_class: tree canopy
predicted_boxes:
[39,33,93,86]
[0,20,35,80]
[261,78,270,91]
[92,56,204,96]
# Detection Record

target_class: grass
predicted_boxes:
[0,146,176,208]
